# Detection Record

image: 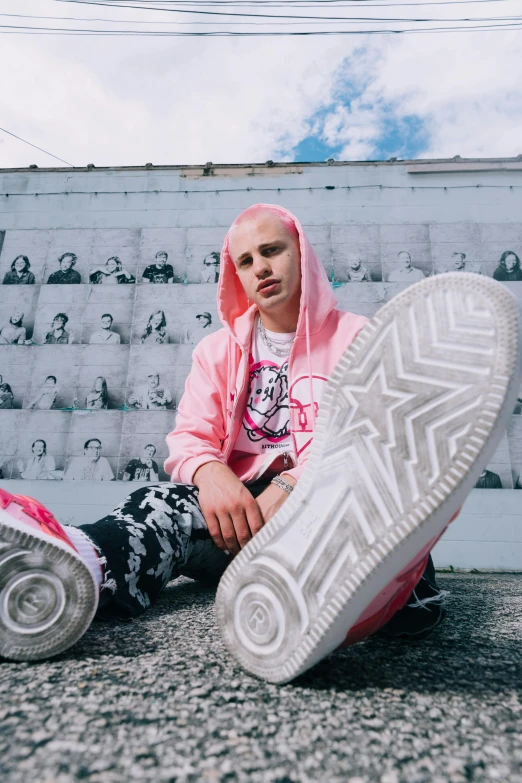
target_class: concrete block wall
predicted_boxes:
[0,159,521,568]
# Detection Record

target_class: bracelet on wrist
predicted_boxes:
[270,475,294,495]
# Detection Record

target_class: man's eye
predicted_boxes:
[240,258,252,267]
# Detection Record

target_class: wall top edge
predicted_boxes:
[2,156,522,176]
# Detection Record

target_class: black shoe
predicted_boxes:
[377,555,448,639]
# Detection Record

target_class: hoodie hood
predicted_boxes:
[218,204,338,347]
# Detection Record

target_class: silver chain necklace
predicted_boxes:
[258,317,295,358]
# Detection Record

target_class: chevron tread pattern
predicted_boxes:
[216,274,521,683]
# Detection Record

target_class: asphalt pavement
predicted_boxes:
[1,572,521,783]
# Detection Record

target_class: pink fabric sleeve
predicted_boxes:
[280,313,369,487]
[164,349,228,485]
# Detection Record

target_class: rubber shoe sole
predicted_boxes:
[0,510,98,662]
[216,273,522,684]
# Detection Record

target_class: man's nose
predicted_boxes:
[252,253,271,277]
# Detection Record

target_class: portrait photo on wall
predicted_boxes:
[430,238,484,274]
[0,346,34,409]
[182,309,219,345]
[46,252,82,285]
[2,255,36,286]
[382,246,433,283]
[199,251,221,283]
[74,345,129,411]
[12,411,72,481]
[139,309,170,345]
[82,286,135,345]
[0,410,23,479]
[119,410,175,481]
[127,370,174,411]
[64,410,123,481]
[492,251,522,282]
[23,346,81,411]
[140,250,180,284]
[0,230,50,285]
[0,286,39,345]
[33,285,88,345]
[126,346,190,411]
[330,247,382,284]
[89,256,136,285]
[474,433,513,489]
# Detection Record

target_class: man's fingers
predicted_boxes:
[219,513,241,555]
[245,499,264,537]
[231,508,253,550]
[206,511,228,552]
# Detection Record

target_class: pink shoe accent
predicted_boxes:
[340,510,461,647]
[0,488,78,553]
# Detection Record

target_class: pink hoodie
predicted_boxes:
[165,205,368,485]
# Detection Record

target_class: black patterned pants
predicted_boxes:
[80,480,446,636]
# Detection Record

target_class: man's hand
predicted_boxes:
[193,462,264,555]
[256,475,296,525]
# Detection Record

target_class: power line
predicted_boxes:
[53,0,522,21]
[3,10,519,24]
[2,23,522,34]
[0,127,74,167]
[1,184,520,197]
[60,0,511,5]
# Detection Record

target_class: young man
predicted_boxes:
[127,372,173,410]
[0,205,520,683]
[184,311,213,345]
[64,439,114,482]
[387,251,426,283]
[47,253,81,285]
[89,313,121,345]
[122,444,160,482]
[141,251,175,284]
[44,313,71,345]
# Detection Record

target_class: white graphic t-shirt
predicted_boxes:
[232,322,296,471]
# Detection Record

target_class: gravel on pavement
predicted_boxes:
[1,572,521,783]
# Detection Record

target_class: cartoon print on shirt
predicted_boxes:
[243,357,290,443]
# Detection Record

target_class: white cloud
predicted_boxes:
[316,22,522,159]
[1,1,521,167]
[0,0,350,167]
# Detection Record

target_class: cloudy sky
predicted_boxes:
[1,0,521,168]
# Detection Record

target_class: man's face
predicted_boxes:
[10,311,23,326]
[148,375,159,389]
[53,317,65,330]
[398,252,411,268]
[229,213,301,318]
[101,316,112,330]
[453,254,465,269]
[61,256,73,271]
[144,445,156,460]
[156,255,167,268]
[85,441,102,461]
[348,255,362,271]
[505,253,517,272]
[197,314,211,328]
[33,441,45,456]
[44,378,56,388]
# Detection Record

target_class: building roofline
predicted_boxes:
[1,155,522,174]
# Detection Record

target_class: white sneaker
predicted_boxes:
[0,490,98,661]
[216,273,521,683]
